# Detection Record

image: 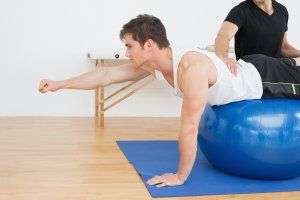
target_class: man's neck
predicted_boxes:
[152,46,173,75]
[253,0,273,14]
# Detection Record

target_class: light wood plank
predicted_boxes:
[0,117,299,200]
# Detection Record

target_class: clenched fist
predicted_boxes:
[38,79,63,93]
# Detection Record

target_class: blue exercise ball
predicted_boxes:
[198,99,300,180]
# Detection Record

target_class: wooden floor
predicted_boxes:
[0,117,299,200]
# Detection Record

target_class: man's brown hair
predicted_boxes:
[120,14,170,49]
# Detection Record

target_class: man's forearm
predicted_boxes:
[176,101,206,182]
[54,62,149,91]
[215,35,231,59]
[59,69,112,90]
[177,126,198,182]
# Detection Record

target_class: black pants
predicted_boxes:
[242,54,300,99]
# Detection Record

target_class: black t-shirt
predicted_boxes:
[225,0,288,60]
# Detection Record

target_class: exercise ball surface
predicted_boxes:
[198,99,300,180]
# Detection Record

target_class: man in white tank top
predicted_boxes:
[38,14,274,187]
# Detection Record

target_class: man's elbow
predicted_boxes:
[281,45,289,57]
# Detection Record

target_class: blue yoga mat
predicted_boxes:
[117,140,300,198]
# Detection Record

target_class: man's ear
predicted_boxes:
[144,39,155,49]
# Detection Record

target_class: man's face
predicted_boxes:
[123,34,151,67]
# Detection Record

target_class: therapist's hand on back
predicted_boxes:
[221,57,237,76]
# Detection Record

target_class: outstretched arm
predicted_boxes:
[38,62,151,93]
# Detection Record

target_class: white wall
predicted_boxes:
[0,0,299,117]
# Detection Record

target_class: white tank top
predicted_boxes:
[154,47,263,105]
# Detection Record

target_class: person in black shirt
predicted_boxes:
[215,0,300,75]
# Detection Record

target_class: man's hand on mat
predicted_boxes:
[146,173,184,187]
[221,57,237,76]
[39,79,62,93]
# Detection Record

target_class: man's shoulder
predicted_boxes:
[178,49,210,69]
[273,0,288,12]
[173,46,201,62]
[228,0,252,16]
[178,51,198,69]
[234,0,252,10]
